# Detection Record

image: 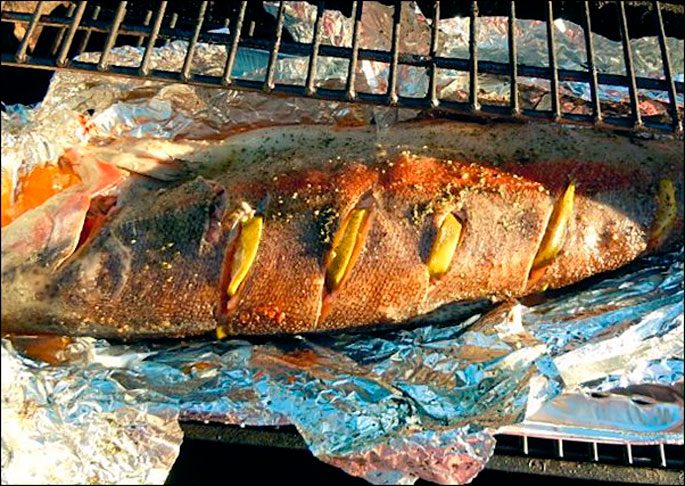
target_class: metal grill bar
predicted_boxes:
[139,1,166,76]
[50,2,76,55]
[304,1,325,96]
[97,1,127,71]
[180,0,208,81]
[222,1,246,86]
[545,1,560,121]
[427,1,440,108]
[15,1,44,63]
[654,1,683,133]
[582,1,602,124]
[469,1,479,112]
[75,5,100,56]
[2,1,683,134]
[56,1,86,67]
[345,1,362,101]
[136,10,152,48]
[264,1,286,92]
[508,1,519,116]
[617,1,642,128]
[387,1,402,105]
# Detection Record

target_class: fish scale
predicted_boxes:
[1,121,682,339]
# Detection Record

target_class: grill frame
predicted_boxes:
[179,422,685,484]
[1,1,683,133]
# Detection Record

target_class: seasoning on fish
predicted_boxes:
[1,121,682,339]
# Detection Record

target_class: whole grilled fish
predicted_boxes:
[1,121,683,339]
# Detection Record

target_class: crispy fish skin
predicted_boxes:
[1,121,683,339]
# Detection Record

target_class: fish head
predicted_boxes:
[2,149,231,339]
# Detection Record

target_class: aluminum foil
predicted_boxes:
[2,249,682,484]
[1,2,684,485]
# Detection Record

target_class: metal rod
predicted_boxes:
[659,443,667,468]
[15,1,44,63]
[523,435,529,455]
[582,2,602,123]
[469,1,479,112]
[169,12,178,30]
[180,1,208,81]
[617,1,642,128]
[97,1,128,71]
[305,1,326,96]
[546,1,560,120]
[592,442,599,461]
[387,1,402,105]
[264,1,286,91]
[4,7,681,97]
[654,1,682,133]
[345,1,363,100]
[136,10,153,47]
[508,1,519,115]
[50,2,76,55]
[76,5,101,55]
[557,439,564,459]
[626,443,634,465]
[139,1,167,76]
[222,1,247,85]
[428,0,440,108]
[56,1,87,67]
[3,53,678,133]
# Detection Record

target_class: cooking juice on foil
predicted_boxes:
[1,1,683,484]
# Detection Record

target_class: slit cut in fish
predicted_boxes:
[426,212,464,281]
[527,180,576,288]
[324,208,372,294]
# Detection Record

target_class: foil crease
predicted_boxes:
[1,2,684,484]
[0,342,183,485]
[2,249,682,485]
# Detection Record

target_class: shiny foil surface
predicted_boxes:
[1,2,683,484]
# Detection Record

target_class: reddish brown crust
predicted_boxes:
[215,152,677,334]
[6,125,680,339]
[501,159,648,194]
[220,163,379,334]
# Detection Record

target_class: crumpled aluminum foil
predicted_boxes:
[1,2,683,485]
[2,249,682,484]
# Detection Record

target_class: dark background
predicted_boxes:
[165,439,626,485]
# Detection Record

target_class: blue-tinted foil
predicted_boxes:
[2,250,682,484]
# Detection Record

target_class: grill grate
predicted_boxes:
[494,434,685,470]
[177,422,685,483]
[1,1,683,133]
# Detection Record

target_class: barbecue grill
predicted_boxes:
[1,1,683,484]
[2,1,683,132]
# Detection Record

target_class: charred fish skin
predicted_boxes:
[1,121,683,339]
[2,177,232,339]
